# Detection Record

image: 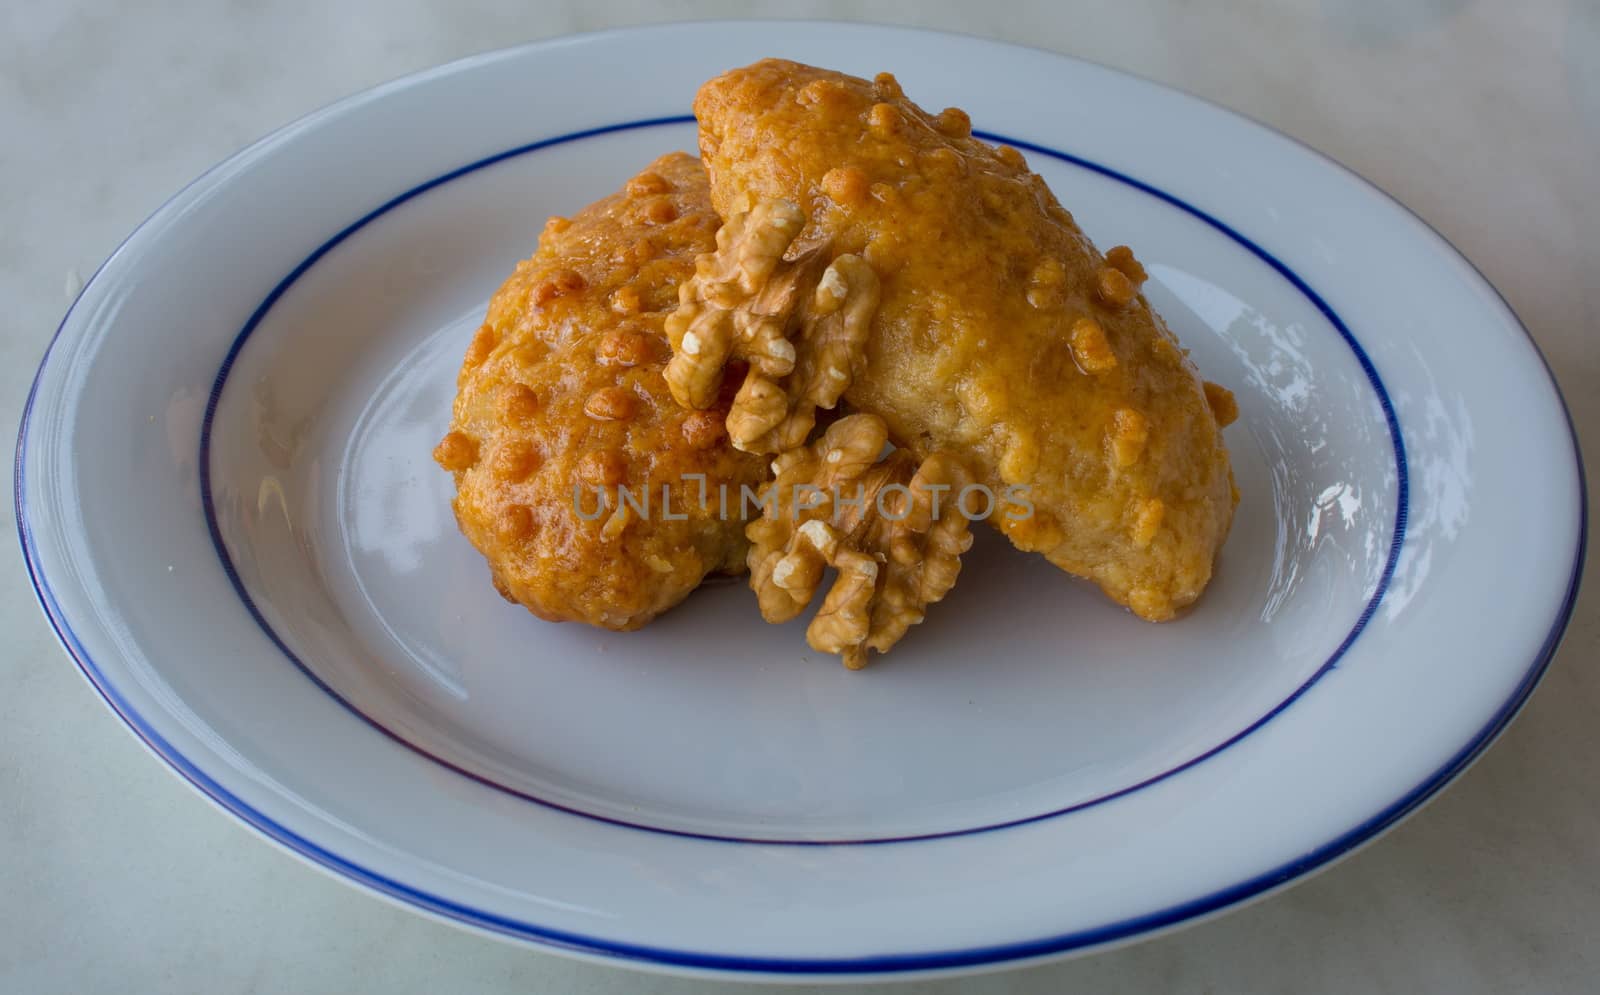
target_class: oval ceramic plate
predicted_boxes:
[17,21,1585,982]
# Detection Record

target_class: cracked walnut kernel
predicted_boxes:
[664,199,880,454]
[746,414,973,669]
[1070,317,1117,374]
[1096,266,1138,308]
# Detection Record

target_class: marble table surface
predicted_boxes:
[3,1,1596,992]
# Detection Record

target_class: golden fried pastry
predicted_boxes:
[746,413,973,668]
[435,153,768,630]
[683,60,1239,621]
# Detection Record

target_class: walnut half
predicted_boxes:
[747,414,974,668]
[663,201,879,454]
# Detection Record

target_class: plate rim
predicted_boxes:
[14,20,1589,978]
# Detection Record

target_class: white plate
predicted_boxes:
[17,22,1585,982]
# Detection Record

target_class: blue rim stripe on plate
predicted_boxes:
[15,112,1585,971]
[191,116,1409,846]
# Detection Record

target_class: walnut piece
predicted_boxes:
[746,414,973,668]
[663,200,879,454]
